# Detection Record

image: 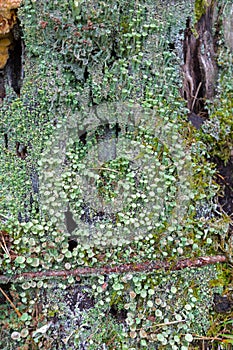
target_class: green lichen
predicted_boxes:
[0,0,232,349]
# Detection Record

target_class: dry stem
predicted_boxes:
[0,286,22,317]
[0,255,226,284]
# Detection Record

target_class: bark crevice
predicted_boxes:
[182,3,218,117]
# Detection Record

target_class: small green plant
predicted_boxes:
[0,0,232,349]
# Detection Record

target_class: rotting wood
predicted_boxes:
[0,255,227,284]
[0,0,24,100]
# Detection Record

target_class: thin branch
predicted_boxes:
[0,255,226,284]
[193,335,223,342]
[0,287,22,317]
[191,81,202,111]
[0,234,10,258]
[148,319,186,328]
[89,167,120,173]
[0,213,10,220]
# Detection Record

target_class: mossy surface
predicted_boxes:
[194,0,212,22]
[0,0,232,349]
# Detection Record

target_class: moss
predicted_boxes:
[194,0,213,22]
[0,0,232,349]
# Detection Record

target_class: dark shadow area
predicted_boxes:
[214,157,233,218]
[68,239,78,252]
[109,304,127,322]
[0,12,24,100]
[0,282,12,304]
[213,293,232,314]
[65,207,78,234]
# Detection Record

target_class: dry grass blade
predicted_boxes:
[0,286,22,317]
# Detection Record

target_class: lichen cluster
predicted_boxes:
[0,0,232,349]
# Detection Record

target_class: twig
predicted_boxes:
[89,167,119,173]
[0,233,10,258]
[193,335,223,342]
[0,213,10,221]
[0,286,22,317]
[0,255,226,284]
[106,334,117,346]
[148,319,186,328]
[191,81,202,111]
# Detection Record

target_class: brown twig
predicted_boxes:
[0,286,22,317]
[89,167,120,173]
[191,81,202,111]
[0,232,10,258]
[147,319,186,329]
[193,335,223,342]
[0,255,226,284]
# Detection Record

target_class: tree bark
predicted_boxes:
[183,1,218,115]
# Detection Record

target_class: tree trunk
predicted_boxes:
[182,1,218,116]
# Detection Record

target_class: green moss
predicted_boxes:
[194,0,213,22]
[0,0,232,349]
